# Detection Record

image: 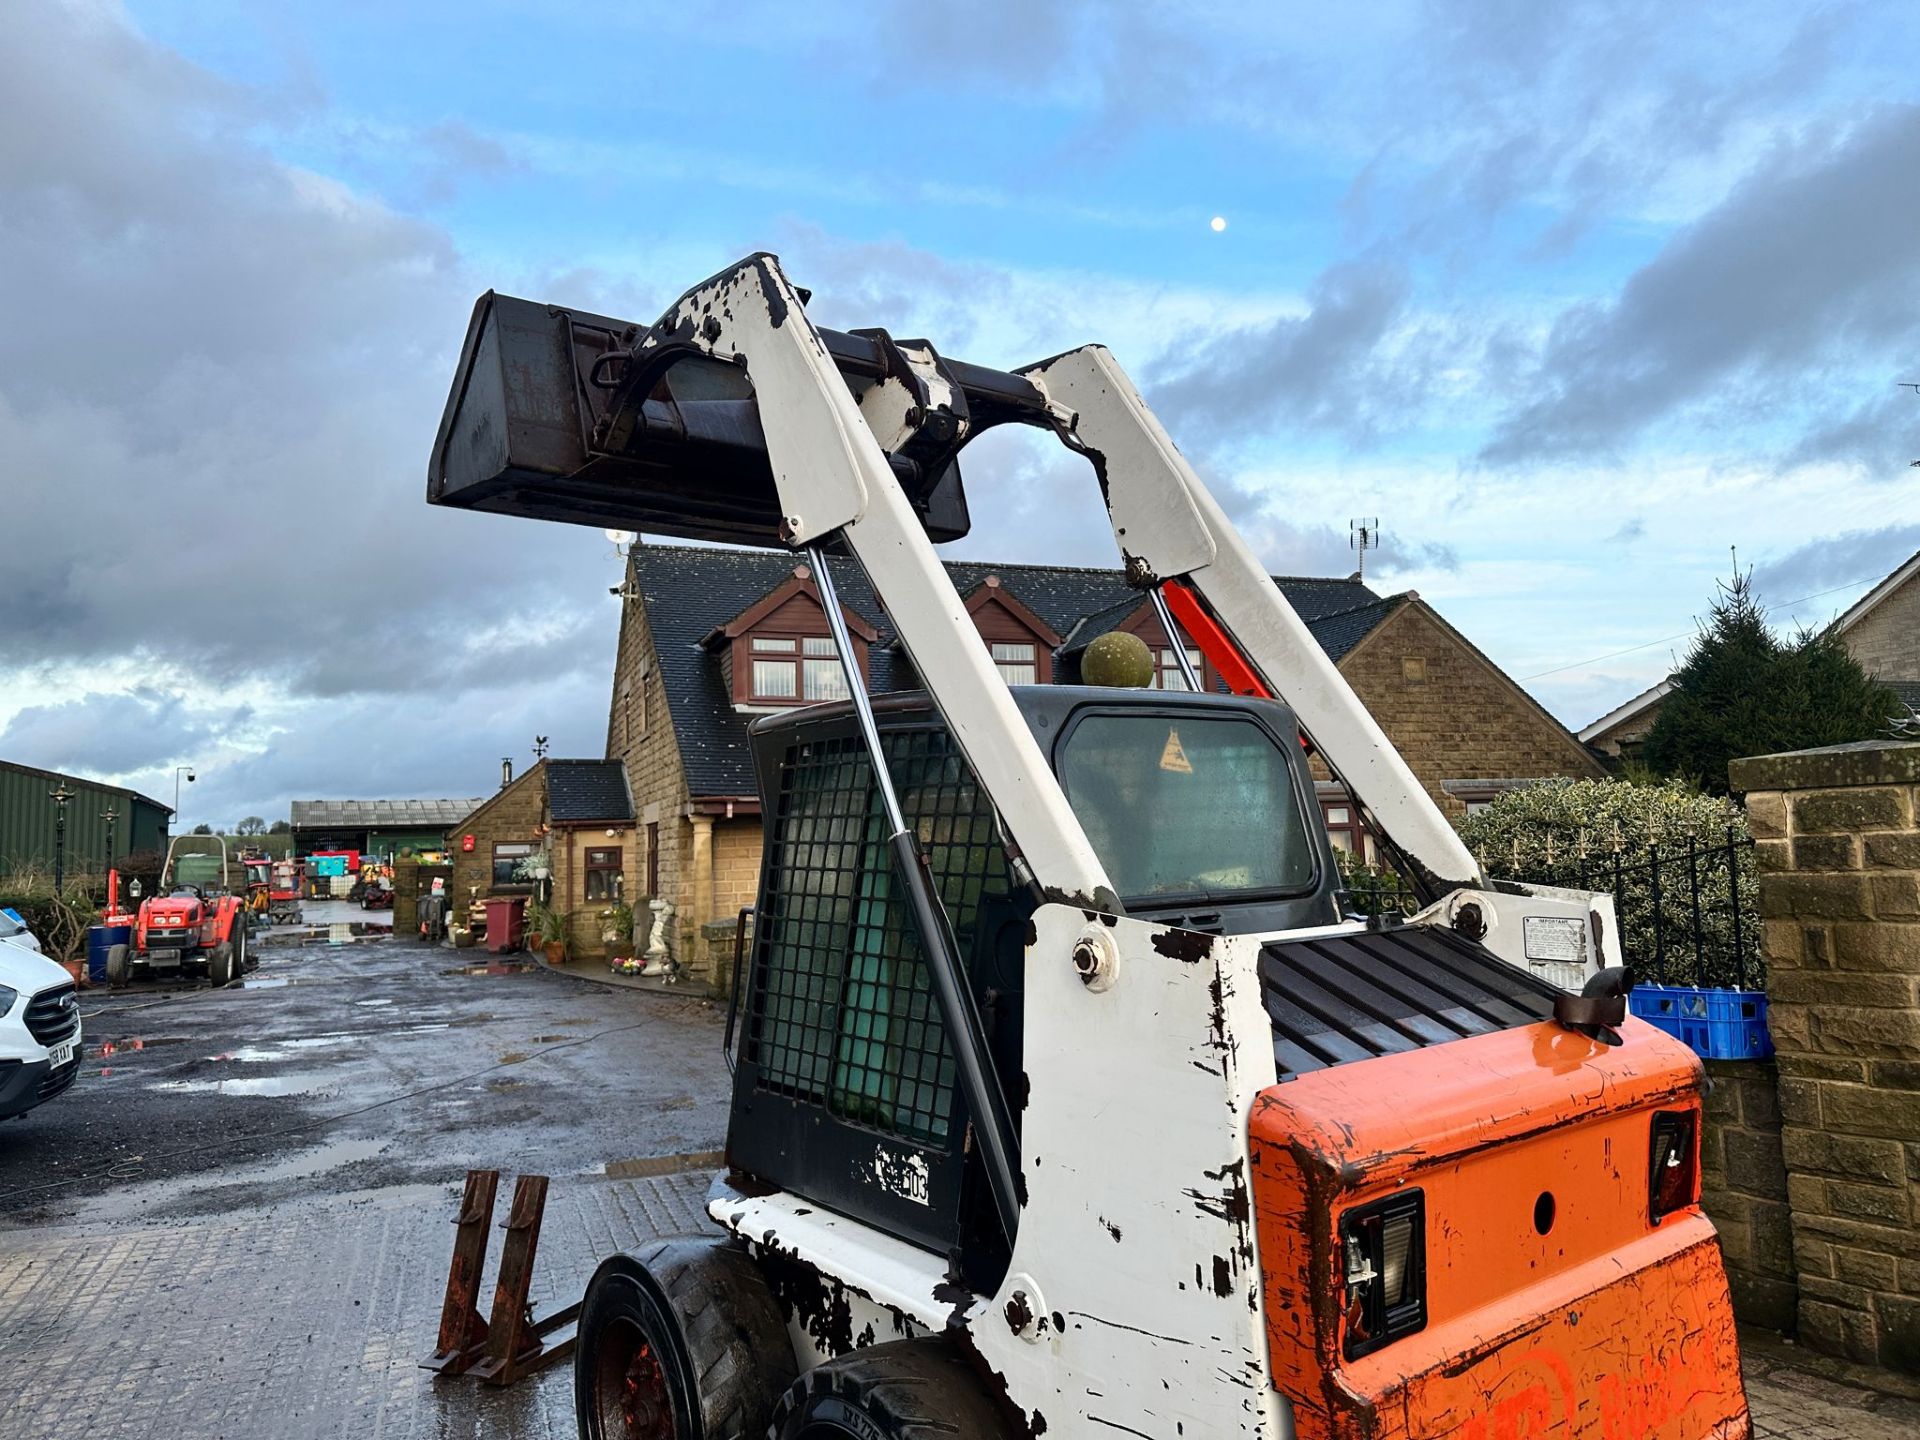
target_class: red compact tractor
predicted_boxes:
[109,836,254,986]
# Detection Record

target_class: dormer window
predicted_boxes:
[1150,646,1205,691]
[710,565,878,709]
[966,576,1062,687]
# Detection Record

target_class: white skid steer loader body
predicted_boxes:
[610,252,1620,1436]
[714,905,1293,1440]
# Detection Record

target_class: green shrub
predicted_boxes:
[1456,778,1760,988]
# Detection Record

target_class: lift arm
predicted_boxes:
[1020,345,1487,895]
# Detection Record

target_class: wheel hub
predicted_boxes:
[619,1338,674,1440]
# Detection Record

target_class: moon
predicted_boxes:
[1209,216,1227,232]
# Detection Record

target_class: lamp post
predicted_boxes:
[173,765,197,826]
[103,804,118,877]
[49,783,73,897]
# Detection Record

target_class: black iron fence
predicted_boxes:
[1337,825,1763,991]
[1510,826,1760,991]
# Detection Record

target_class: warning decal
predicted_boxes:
[1159,728,1193,774]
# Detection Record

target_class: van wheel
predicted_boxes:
[576,1238,796,1440]
[106,944,129,986]
[208,942,234,986]
[768,1340,1020,1440]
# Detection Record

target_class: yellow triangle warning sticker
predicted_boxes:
[1159,727,1193,774]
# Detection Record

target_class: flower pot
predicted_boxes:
[543,940,566,965]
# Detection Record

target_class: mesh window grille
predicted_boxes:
[746,728,1011,1145]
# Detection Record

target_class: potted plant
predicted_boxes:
[526,899,568,964]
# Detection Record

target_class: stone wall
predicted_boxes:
[1700,1057,1797,1331]
[448,765,547,914]
[1840,566,1920,683]
[1729,739,1920,1374]
[1332,601,1607,816]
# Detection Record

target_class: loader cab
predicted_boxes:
[728,685,1342,1284]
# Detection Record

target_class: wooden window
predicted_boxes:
[990,641,1037,685]
[1149,646,1205,691]
[491,841,536,889]
[749,635,851,703]
[1320,803,1378,864]
[585,846,623,902]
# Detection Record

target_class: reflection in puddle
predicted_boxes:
[441,961,536,977]
[91,1036,188,1057]
[150,1071,341,1097]
[290,922,392,946]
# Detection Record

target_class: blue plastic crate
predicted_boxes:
[1630,984,1772,1060]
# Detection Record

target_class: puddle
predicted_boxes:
[90,1036,188,1058]
[220,1136,388,1185]
[233,976,344,989]
[441,961,536,977]
[354,998,394,1008]
[205,1036,358,1063]
[150,1071,340,1097]
[497,1051,530,1065]
[529,1035,569,1043]
[290,922,392,946]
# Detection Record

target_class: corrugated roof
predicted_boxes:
[547,760,634,823]
[289,798,486,830]
[630,545,1392,798]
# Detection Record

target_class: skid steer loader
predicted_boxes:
[428,255,1751,1440]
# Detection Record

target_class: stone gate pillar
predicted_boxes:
[1730,739,1920,1374]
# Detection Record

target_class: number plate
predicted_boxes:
[48,1040,74,1067]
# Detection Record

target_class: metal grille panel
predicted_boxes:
[1261,926,1558,1078]
[744,728,1011,1145]
[23,985,78,1047]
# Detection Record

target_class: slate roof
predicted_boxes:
[630,545,1394,799]
[289,798,487,830]
[546,759,635,823]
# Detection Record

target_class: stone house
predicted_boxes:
[449,758,637,953]
[1580,547,1920,758]
[606,545,1602,987]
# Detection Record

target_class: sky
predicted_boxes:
[3,0,1919,830]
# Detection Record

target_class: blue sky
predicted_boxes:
[3,1,1919,827]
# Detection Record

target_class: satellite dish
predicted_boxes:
[604,528,637,546]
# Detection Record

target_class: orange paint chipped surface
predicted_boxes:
[1250,1018,1751,1438]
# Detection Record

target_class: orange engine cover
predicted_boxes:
[1250,1018,1751,1439]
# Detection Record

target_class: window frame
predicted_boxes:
[1052,702,1324,907]
[584,845,623,902]
[742,630,865,705]
[490,840,537,892]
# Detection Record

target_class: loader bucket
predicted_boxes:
[427,291,985,547]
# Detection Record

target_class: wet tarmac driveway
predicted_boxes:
[0,903,730,1439]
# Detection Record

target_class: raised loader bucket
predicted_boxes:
[426,284,1019,547]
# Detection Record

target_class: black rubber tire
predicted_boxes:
[208,941,234,987]
[768,1340,1021,1440]
[575,1237,796,1440]
[106,944,129,987]
[235,919,255,972]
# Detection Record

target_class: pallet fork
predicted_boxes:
[422,1169,579,1386]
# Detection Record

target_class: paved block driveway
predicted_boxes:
[1,915,1912,1438]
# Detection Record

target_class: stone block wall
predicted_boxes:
[1700,1057,1797,1331]
[1729,740,1920,1374]
[1331,601,1607,817]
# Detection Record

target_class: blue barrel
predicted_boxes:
[87,924,130,983]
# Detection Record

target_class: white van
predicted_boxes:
[0,935,82,1118]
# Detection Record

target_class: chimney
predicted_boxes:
[501,757,513,788]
